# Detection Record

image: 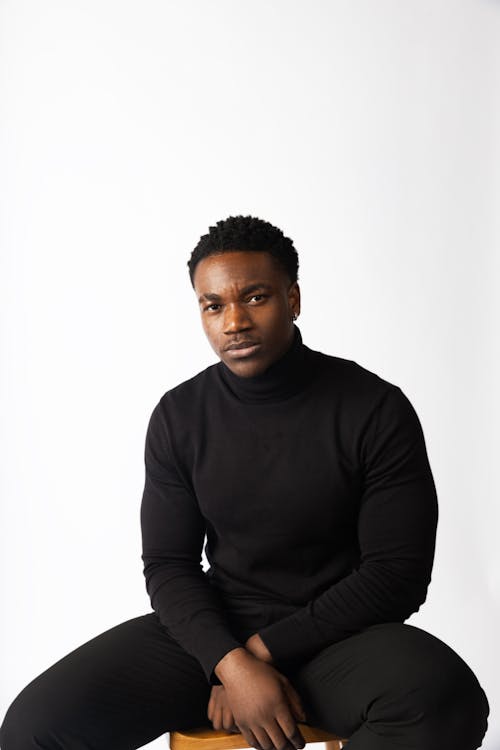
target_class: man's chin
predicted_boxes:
[222,355,268,378]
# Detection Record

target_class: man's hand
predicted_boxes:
[207,685,240,733]
[207,679,306,737]
[243,635,306,726]
[244,633,274,664]
[212,648,307,750]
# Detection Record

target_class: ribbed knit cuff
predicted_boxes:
[256,607,337,666]
[197,633,244,686]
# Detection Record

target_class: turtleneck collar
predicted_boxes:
[216,324,312,405]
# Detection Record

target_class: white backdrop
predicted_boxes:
[1,1,499,748]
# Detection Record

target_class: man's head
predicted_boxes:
[188,215,301,378]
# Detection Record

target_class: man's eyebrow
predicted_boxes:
[197,282,273,304]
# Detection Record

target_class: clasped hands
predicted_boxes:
[207,633,307,750]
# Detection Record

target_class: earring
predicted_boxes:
[291,312,298,321]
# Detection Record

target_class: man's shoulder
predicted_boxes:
[308,350,420,447]
[314,348,422,438]
[312,346,399,398]
[145,364,220,442]
[156,362,218,408]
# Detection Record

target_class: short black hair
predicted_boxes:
[187,214,299,288]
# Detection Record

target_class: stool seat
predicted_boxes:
[169,723,347,750]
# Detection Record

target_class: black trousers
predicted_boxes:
[0,613,489,750]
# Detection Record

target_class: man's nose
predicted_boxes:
[223,303,252,332]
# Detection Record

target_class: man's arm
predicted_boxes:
[255,385,439,667]
[140,400,243,685]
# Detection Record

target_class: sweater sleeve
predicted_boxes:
[257,385,438,667]
[140,400,243,685]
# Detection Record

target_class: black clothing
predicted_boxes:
[0,614,489,750]
[0,324,490,750]
[140,325,439,685]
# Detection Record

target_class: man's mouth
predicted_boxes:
[224,342,262,359]
[225,339,260,350]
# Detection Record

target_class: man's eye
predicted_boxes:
[203,295,267,312]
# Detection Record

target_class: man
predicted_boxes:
[0,215,489,750]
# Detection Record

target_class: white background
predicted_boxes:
[1,1,499,748]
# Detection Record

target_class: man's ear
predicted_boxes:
[288,281,301,316]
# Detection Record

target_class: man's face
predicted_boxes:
[193,250,301,377]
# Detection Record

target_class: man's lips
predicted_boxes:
[225,340,260,351]
[224,341,262,358]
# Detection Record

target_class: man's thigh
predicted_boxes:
[0,612,212,750]
[283,622,488,749]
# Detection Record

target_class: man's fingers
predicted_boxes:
[212,706,222,731]
[254,725,283,750]
[283,682,307,722]
[235,711,304,750]
[241,726,264,750]
[207,685,222,723]
[207,693,214,721]
[222,706,237,733]
[276,711,306,750]
[256,715,303,750]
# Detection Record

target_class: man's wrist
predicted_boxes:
[213,635,274,685]
[213,646,254,684]
[245,633,274,664]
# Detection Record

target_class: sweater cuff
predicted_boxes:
[199,633,245,686]
[256,606,342,666]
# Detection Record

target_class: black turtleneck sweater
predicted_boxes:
[140,326,438,685]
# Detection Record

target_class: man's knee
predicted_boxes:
[0,681,83,750]
[412,647,489,748]
[0,683,49,750]
[368,624,489,749]
[289,622,489,749]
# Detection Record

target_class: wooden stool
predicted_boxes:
[169,723,348,750]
